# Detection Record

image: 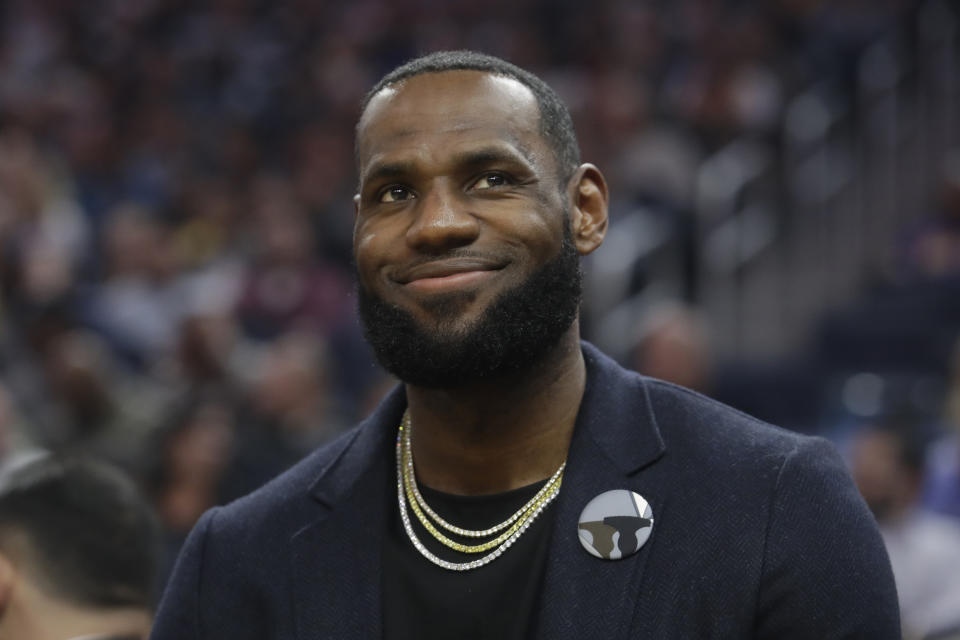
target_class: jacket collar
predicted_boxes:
[293,341,666,639]
[535,342,665,639]
[291,386,406,639]
[307,384,407,506]
[575,342,665,474]
[307,342,665,503]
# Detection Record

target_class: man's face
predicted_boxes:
[353,70,580,387]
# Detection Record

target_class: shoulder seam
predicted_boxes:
[195,505,221,640]
[754,440,799,628]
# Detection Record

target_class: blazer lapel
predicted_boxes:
[536,344,666,639]
[290,387,406,639]
[286,343,665,639]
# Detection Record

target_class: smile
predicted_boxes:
[395,259,506,294]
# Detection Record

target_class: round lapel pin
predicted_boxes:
[578,490,654,560]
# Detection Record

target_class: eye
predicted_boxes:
[379,186,415,203]
[471,173,511,190]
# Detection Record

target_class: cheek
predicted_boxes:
[354,227,378,256]
[354,235,376,273]
[353,224,393,283]
[523,190,569,249]
[354,209,407,255]
[516,214,565,260]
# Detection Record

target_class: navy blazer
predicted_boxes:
[152,343,900,639]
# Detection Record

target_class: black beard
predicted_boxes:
[357,228,582,389]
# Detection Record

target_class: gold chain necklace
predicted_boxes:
[396,411,564,571]
[401,426,563,553]
[401,412,566,538]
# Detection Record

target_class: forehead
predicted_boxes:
[356,70,547,170]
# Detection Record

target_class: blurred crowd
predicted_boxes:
[0,0,956,636]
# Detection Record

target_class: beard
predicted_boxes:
[357,225,582,389]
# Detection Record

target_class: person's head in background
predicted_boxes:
[850,416,927,524]
[0,454,160,640]
[631,302,712,393]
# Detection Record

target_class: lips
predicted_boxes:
[393,258,507,294]
[394,258,506,284]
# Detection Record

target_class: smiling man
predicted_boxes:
[152,51,899,639]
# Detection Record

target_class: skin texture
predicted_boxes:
[354,70,608,495]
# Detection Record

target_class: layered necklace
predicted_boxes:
[396,411,565,571]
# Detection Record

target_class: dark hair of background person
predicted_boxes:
[870,413,929,476]
[358,49,581,185]
[0,454,161,609]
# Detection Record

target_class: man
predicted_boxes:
[0,454,160,640]
[851,419,960,638]
[152,51,899,638]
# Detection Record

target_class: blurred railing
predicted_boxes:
[592,0,959,364]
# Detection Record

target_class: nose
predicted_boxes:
[405,181,480,253]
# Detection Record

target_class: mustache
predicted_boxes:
[387,248,513,285]
[396,248,514,271]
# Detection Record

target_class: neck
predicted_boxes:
[404,326,585,495]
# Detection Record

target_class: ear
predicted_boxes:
[567,164,608,256]
[353,193,361,217]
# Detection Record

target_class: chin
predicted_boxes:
[357,231,582,388]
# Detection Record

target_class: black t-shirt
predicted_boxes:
[382,479,557,640]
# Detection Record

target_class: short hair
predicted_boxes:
[866,415,927,475]
[0,454,160,609]
[359,50,581,183]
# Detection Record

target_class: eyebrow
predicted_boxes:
[361,161,415,189]
[450,145,535,172]
[360,144,537,189]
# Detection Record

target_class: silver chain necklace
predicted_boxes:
[395,413,564,571]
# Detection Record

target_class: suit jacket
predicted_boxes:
[151,343,899,639]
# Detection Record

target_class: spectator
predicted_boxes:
[235,175,352,341]
[0,454,160,640]
[145,392,237,584]
[900,150,960,281]
[83,202,185,367]
[851,418,960,639]
[925,342,960,520]
[630,302,713,393]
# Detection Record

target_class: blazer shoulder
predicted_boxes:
[190,383,406,547]
[642,376,811,456]
[208,424,365,539]
[578,341,814,475]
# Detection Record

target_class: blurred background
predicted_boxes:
[0,0,957,636]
